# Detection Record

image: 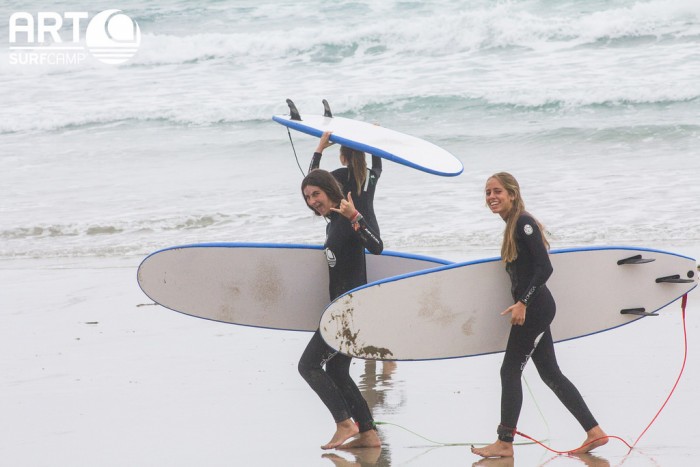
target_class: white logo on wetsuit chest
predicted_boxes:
[325,248,337,268]
[523,224,534,235]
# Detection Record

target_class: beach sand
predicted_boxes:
[2,255,698,466]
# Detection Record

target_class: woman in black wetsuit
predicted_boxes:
[472,172,608,458]
[299,169,383,450]
[309,131,381,235]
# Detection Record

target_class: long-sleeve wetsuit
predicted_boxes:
[496,213,598,442]
[298,210,383,433]
[309,152,382,235]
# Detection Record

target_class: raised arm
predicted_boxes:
[308,131,334,173]
[370,155,382,178]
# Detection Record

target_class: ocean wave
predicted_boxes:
[2,92,699,136]
[2,1,699,134]
[359,94,700,116]
[0,212,321,260]
[5,221,698,261]
[0,115,267,136]
[5,0,696,69]
[0,213,231,241]
[122,0,700,65]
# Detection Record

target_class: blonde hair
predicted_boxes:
[488,172,549,262]
[340,146,367,196]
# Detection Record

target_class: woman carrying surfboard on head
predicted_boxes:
[309,131,382,235]
[299,168,383,450]
[472,172,608,459]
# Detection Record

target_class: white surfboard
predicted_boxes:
[320,246,698,360]
[137,242,451,331]
[272,99,463,177]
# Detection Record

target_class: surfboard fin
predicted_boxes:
[617,254,655,265]
[286,99,302,121]
[655,274,694,283]
[620,307,658,316]
[322,99,333,117]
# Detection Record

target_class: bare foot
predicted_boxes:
[337,429,381,449]
[569,426,609,454]
[471,440,514,458]
[322,419,359,450]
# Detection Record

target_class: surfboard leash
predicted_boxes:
[513,292,689,456]
[285,127,306,176]
[374,293,690,456]
[630,292,689,450]
[372,420,544,448]
[374,375,550,448]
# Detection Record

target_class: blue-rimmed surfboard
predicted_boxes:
[319,246,698,360]
[137,243,451,331]
[272,99,464,177]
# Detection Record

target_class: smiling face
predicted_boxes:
[303,184,336,217]
[485,176,514,219]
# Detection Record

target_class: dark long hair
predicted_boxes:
[301,169,344,216]
[340,146,367,196]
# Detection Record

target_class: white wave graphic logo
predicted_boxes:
[86,10,141,64]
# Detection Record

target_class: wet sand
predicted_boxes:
[2,255,698,466]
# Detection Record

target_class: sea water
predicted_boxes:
[2,0,699,263]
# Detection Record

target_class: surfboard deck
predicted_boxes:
[272,99,463,177]
[319,246,698,360]
[137,243,451,331]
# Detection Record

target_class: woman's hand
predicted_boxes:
[315,131,334,153]
[502,301,527,326]
[331,192,359,220]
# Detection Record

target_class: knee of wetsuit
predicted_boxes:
[297,359,313,379]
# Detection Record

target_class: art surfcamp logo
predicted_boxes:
[8,9,141,66]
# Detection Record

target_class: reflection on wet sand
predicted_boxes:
[359,360,403,414]
[568,452,611,467]
[322,447,387,466]
[472,456,514,467]
[472,452,611,467]
[352,360,400,465]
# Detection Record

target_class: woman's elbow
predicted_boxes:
[368,241,383,255]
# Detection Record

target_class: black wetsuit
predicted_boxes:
[497,213,598,442]
[298,211,383,432]
[309,152,382,235]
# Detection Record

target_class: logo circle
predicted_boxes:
[325,248,337,268]
[86,10,140,65]
[523,224,534,236]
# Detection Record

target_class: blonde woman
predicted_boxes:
[472,172,607,458]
